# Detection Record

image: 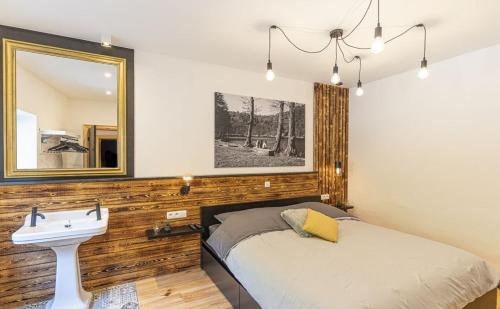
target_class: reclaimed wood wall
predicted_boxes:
[314,83,349,204]
[0,172,319,308]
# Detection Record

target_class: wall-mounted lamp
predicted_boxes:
[335,161,342,176]
[180,174,193,195]
[101,33,112,48]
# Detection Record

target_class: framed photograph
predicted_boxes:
[214,92,305,168]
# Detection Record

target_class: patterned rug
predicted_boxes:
[20,282,139,309]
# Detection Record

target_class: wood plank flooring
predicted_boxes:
[497,289,500,309]
[137,268,500,309]
[136,268,231,309]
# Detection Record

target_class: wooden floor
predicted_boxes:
[136,268,232,309]
[137,269,499,309]
[498,290,500,309]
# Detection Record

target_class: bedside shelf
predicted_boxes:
[146,225,202,240]
[335,205,354,212]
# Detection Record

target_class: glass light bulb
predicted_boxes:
[266,69,275,81]
[331,73,340,84]
[418,67,429,79]
[371,36,385,54]
[356,87,364,96]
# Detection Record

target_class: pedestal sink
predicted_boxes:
[12,208,109,309]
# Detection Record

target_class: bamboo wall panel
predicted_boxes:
[314,83,349,204]
[0,172,319,308]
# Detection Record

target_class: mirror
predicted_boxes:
[3,39,128,178]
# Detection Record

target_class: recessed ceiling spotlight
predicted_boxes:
[105,90,112,95]
[104,72,112,78]
[101,33,112,48]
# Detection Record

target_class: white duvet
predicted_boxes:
[225,220,498,309]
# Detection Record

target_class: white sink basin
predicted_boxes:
[12,208,109,309]
[12,208,109,246]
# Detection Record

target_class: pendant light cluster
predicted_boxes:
[265,0,429,95]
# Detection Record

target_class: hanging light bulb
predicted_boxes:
[418,58,429,79]
[371,24,385,54]
[417,25,429,79]
[266,61,275,81]
[331,64,340,84]
[356,80,364,96]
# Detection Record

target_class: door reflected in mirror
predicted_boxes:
[3,39,128,178]
[82,125,118,168]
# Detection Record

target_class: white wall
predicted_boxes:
[349,44,500,270]
[134,50,314,177]
[17,66,67,131]
[64,99,117,135]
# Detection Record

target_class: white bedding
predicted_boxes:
[225,220,498,309]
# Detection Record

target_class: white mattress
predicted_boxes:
[225,220,498,309]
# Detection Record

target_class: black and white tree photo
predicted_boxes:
[214,92,305,168]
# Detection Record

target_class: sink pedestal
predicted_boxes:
[11,208,109,309]
[46,239,92,309]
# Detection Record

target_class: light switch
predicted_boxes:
[264,181,271,188]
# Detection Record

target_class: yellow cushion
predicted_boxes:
[302,208,338,242]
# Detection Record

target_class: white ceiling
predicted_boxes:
[2,0,500,86]
[17,51,117,101]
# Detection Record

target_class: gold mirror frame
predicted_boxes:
[2,39,127,178]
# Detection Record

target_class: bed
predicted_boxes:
[201,196,498,309]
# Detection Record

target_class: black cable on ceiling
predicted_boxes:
[342,0,373,39]
[273,25,333,54]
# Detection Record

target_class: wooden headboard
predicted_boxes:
[200,195,321,239]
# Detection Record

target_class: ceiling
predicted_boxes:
[2,0,500,86]
[17,51,117,101]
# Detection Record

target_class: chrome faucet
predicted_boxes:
[85,202,102,221]
[30,207,45,227]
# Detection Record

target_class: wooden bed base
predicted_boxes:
[200,196,497,309]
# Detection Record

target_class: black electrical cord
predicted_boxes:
[337,40,358,63]
[266,0,427,83]
[343,0,373,39]
[272,25,333,54]
[341,24,423,50]
[337,41,363,82]
[419,23,427,59]
[268,26,272,61]
[358,55,362,81]
[385,24,419,44]
[335,37,338,64]
[377,0,380,24]
[339,37,368,50]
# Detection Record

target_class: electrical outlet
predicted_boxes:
[166,210,187,219]
[264,181,271,188]
[320,194,330,201]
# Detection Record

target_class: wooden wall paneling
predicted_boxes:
[0,172,319,308]
[0,81,350,308]
[314,83,349,205]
